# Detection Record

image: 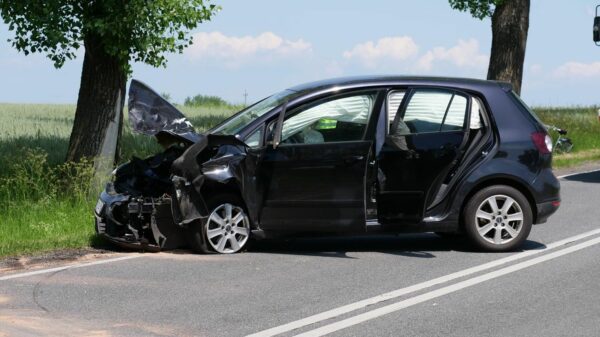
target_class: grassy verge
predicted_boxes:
[0,103,236,257]
[0,103,598,257]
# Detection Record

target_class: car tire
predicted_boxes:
[188,194,251,254]
[187,219,211,254]
[463,185,533,252]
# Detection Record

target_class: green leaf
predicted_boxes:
[0,0,219,71]
[448,0,504,19]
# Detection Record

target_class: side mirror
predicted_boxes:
[594,6,600,44]
[271,101,288,149]
[594,17,600,43]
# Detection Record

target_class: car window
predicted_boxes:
[387,91,406,126]
[441,95,467,131]
[470,97,484,129]
[244,127,262,148]
[398,90,467,134]
[280,93,375,144]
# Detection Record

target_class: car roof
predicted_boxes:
[287,75,512,94]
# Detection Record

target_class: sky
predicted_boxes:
[0,0,599,106]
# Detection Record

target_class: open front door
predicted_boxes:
[377,88,470,224]
[258,91,378,232]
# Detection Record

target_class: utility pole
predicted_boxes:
[243,89,248,107]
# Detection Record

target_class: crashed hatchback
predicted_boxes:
[95,76,560,253]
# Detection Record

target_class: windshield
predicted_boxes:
[212,89,299,135]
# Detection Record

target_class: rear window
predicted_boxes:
[509,91,545,128]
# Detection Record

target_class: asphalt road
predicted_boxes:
[1,170,600,337]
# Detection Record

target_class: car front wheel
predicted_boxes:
[188,194,251,254]
[463,185,533,252]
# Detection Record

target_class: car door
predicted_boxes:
[377,88,471,224]
[257,91,380,232]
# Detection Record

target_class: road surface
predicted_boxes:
[1,170,599,337]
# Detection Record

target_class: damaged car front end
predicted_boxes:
[95,80,258,253]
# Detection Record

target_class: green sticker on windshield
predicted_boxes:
[316,118,337,130]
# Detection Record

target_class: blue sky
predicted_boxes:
[0,0,599,106]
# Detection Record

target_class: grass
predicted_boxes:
[536,106,600,167]
[0,103,598,258]
[0,103,237,257]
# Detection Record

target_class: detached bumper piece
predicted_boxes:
[95,190,186,251]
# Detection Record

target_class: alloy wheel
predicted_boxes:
[474,194,523,245]
[205,203,250,253]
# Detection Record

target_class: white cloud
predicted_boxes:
[342,36,419,67]
[553,61,600,78]
[187,31,312,62]
[530,64,543,74]
[417,39,488,71]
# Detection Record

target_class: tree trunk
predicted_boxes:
[487,0,530,95]
[66,34,126,165]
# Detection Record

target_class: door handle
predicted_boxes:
[344,155,365,164]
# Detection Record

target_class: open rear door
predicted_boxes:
[377,88,470,224]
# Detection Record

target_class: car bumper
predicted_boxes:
[94,185,186,251]
[535,199,560,224]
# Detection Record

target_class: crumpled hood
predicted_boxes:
[128,79,202,143]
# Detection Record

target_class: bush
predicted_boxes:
[0,148,97,257]
[184,94,230,107]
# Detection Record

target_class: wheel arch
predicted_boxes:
[200,179,245,207]
[199,178,259,225]
[459,176,539,226]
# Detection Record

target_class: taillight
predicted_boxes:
[531,132,552,154]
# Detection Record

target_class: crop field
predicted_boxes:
[0,103,598,257]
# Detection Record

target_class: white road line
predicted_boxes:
[295,235,600,337]
[0,254,142,281]
[247,228,600,337]
[557,168,600,179]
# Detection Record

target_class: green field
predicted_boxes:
[536,107,600,167]
[0,103,237,257]
[0,103,599,257]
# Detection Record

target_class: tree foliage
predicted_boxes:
[448,0,504,19]
[0,0,220,71]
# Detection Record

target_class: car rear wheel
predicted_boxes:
[463,185,532,252]
[188,194,251,254]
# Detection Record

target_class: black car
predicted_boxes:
[95,76,560,254]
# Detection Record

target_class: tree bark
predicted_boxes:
[487,0,530,95]
[66,34,126,164]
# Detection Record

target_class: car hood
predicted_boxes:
[128,79,201,143]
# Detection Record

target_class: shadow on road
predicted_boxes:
[91,232,547,259]
[563,170,600,184]
[247,233,546,259]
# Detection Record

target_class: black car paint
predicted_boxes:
[95,76,560,251]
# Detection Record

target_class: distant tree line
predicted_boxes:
[184,94,231,107]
